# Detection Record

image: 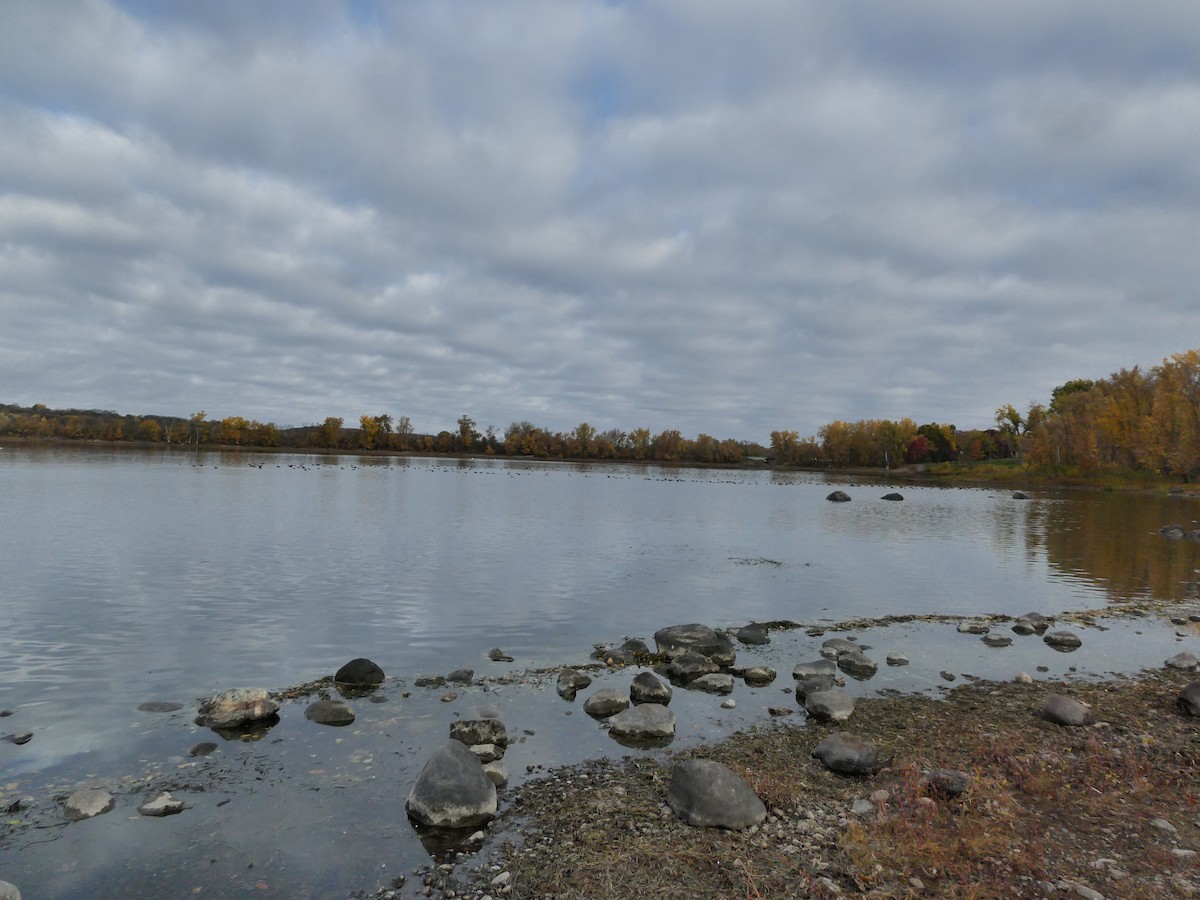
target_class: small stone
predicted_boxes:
[939,671,956,682]
[826,490,851,502]
[446,669,474,684]
[7,732,32,745]
[189,742,218,757]
[64,788,115,821]
[850,798,874,816]
[440,692,458,703]
[886,653,909,666]
[957,621,990,635]
[1171,849,1198,860]
[982,633,1012,648]
[1072,883,1105,899]
[138,791,184,817]
[721,699,736,709]
[1151,817,1178,834]
[1014,672,1034,684]
[689,673,735,695]
[483,762,508,787]
[488,647,514,662]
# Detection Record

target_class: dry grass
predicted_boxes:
[457,671,1200,900]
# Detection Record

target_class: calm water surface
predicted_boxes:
[1,445,1198,897]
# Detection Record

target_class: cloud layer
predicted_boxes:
[2,0,1198,439]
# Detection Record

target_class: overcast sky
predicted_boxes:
[2,1,1199,440]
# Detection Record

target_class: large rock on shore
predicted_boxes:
[654,624,736,667]
[197,688,280,730]
[666,759,766,830]
[406,742,497,829]
[812,733,878,775]
[1039,694,1094,727]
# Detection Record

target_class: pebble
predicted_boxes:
[1151,817,1178,834]
[721,699,736,709]
[1073,884,1105,899]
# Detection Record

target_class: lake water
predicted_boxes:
[2,445,1199,897]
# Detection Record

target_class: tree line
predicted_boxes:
[4,345,1198,478]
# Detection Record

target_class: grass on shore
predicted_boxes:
[452,671,1200,900]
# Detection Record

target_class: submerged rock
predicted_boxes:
[820,637,860,659]
[983,634,1013,648]
[1012,612,1050,635]
[738,666,777,686]
[826,490,851,502]
[653,624,736,667]
[304,698,356,726]
[450,713,508,748]
[881,492,904,501]
[406,742,497,829]
[666,759,766,830]
[600,639,652,666]
[794,674,836,701]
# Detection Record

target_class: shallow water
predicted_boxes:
[1,446,1198,896]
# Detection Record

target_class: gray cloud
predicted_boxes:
[1,0,1198,439]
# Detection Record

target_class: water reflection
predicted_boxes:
[1023,491,1200,604]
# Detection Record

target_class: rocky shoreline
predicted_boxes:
[3,608,1200,900]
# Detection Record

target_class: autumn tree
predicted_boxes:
[457,414,477,451]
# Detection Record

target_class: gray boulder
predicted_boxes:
[881,492,904,501]
[630,671,672,705]
[607,703,676,742]
[805,689,856,723]
[793,658,837,679]
[334,657,385,687]
[811,733,878,775]
[690,673,735,695]
[1177,681,1200,716]
[1012,612,1049,635]
[654,624,736,666]
[1166,652,1199,671]
[1044,631,1082,651]
[738,666,777,686]
[666,759,766,830]
[1039,694,1094,727]
[64,788,115,822]
[304,698,356,726]
[837,649,878,680]
[666,650,720,684]
[600,638,652,665]
[406,741,497,828]
[556,668,593,700]
[826,490,851,502]
[920,769,972,798]
[450,712,508,747]
[794,674,837,700]
[583,688,630,719]
[197,688,279,730]
[735,623,770,645]
[820,637,860,659]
